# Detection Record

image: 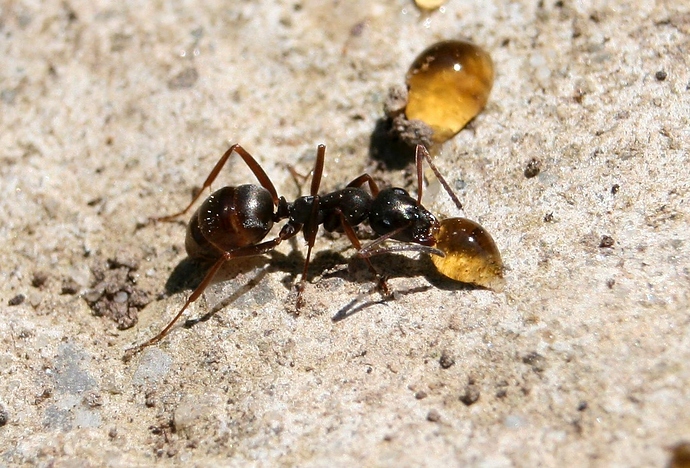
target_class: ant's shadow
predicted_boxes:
[162,243,302,327]
[164,238,327,297]
[328,253,480,322]
[161,239,337,326]
[368,118,417,170]
[162,242,481,326]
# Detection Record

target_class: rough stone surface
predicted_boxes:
[1,1,689,466]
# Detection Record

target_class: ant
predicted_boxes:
[125,144,503,358]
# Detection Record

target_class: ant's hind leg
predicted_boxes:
[153,144,281,222]
[125,227,300,360]
[123,255,229,360]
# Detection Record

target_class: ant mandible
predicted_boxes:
[125,144,503,358]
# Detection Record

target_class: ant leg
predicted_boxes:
[154,144,280,222]
[310,144,326,196]
[124,255,229,358]
[284,165,310,194]
[335,210,391,297]
[415,145,425,205]
[294,197,320,310]
[415,144,463,211]
[346,173,380,196]
[293,144,326,309]
[124,225,300,359]
[279,144,326,196]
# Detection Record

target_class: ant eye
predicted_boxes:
[431,218,504,290]
[406,40,494,143]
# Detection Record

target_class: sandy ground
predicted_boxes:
[1,0,689,466]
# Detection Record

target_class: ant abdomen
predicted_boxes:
[185,184,275,259]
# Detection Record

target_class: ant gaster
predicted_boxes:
[126,144,503,357]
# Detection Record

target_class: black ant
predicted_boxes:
[125,144,503,357]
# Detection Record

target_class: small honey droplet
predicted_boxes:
[669,442,690,468]
[415,0,447,10]
[406,40,494,143]
[431,217,504,290]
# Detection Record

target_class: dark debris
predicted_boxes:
[426,409,441,422]
[439,350,455,369]
[522,352,547,373]
[599,235,615,248]
[83,255,151,330]
[524,158,542,178]
[0,404,8,426]
[32,271,49,288]
[459,380,480,406]
[8,294,25,306]
[61,278,80,295]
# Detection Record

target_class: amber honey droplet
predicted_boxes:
[431,217,504,290]
[406,40,494,143]
[669,442,690,468]
[415,0,447,10]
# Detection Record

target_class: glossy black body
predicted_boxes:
[186,183,440,263]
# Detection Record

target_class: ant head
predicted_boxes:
[369,187,440,245]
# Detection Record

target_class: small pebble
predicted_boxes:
[426,409,441,422]
[439,351,455,369]
[113,291,129,303]
[460,383,480,406]
[599,235,615,248]
[0,404,8,426]
[524,158,542,178]
[32,271,49,288]
[8,294,25,306]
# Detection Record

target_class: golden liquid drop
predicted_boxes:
[406,40,494,143]
[669,442,690,468]
[415,0,446,10]
[431,217,504,290]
